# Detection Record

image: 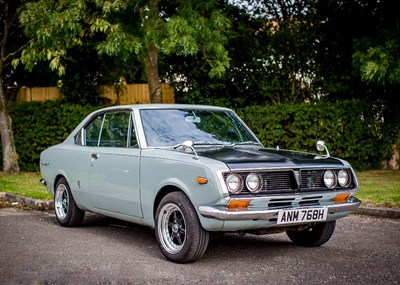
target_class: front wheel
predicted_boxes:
[155,192,209,263]
[54,177,85,227]
[286,221,336,247]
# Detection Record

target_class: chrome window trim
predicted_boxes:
[133,109,147,148]
[135,108,261,149]
[128,111,139,148]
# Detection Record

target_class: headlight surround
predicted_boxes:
[226,173,242,194]
[338,169,350,187]
[245,173,262,193]
[323,170,337,188]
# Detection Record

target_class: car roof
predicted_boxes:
[62,104,235,145]
[96,104,232,112]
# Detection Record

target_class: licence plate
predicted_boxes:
[277,208,327,225]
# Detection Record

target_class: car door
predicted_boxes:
[86,111,142,218]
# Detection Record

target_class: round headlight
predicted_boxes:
[245,173,262,193]
[338,169,350,187]
[226,174,242,194]
[323,170,337,188]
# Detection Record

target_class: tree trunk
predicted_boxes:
[0,1,19,173]
[0,82,19,173]
[145,44,162,103]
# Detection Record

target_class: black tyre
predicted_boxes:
[155,192,210,263]
[286,221,336,247]
[54,177,85,227]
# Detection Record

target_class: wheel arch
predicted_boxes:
[153,185,186,220]
[52,173,76,200]
[54,174,65,190]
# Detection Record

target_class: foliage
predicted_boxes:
[0,100,396,171]
[166,3,272,107]
[10,0,400,107]
[1,0,25,173]
[351,0,400,87]
[13,0,230,91]
[2,101,97,171]
[245,0,321,103]
[353,35,400,86]
[174,0,399,107]
[55,42,143,105]
[2,0,399,173]
[169,1,322,107]
[236,100,395,170]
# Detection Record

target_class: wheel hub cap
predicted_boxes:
[172,223,179,233]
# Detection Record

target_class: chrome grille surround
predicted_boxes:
[300,168,354,191]
[224,168,355,196]
[223,170,294,195]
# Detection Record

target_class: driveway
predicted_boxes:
[0,208,399,285]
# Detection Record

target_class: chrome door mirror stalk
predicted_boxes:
[182,141,199,160]
[316,140,330,157]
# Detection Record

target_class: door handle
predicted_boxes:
[91,153,99,159]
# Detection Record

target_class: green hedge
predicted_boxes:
[0,100,397,171]
[3,102,98,171]
[236,100,395,170]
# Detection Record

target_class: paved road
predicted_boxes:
[0,208,399,285]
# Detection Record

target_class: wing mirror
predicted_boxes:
[316,140,330,157]
[182,141,199,160]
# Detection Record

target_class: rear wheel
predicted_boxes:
[54,177,85,227]
[155,192,209,263]
[286,221,336,247]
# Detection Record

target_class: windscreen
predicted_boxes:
[140,109,257,147]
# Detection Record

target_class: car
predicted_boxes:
[40,104,361,263]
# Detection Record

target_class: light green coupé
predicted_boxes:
[40,104,361,263]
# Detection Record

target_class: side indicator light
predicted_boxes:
[196,177,208,184]
[333,193,350,203]
[226,199,251,211]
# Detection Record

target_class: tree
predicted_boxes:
[226,0,323,103]
[351,0,400,166]
[163,3,269,107]
[352,0,400,87]
[313,0,386,100]
[0,0,25,173]
[14,0,230,103]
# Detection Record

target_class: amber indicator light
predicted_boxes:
[196,177,208,184]
[333,193,350,203]
[226,200,251,211]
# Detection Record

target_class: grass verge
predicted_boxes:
[355,170,400,208]
[0,172,52,200]
[0,171,399,208]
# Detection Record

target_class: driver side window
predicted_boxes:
[99,112,130,147]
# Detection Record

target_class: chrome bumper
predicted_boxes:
[199,196,361,221]
[39,179,47,187]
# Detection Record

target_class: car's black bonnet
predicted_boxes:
[198,147,344,170]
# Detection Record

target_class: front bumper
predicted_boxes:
[199,196,361,221]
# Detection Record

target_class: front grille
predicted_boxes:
[300,170,325,190]
[300,169,353,191]
[224,170,296,195]
[224,167,354,196]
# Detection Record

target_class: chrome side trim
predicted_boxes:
[199,197,361,221]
